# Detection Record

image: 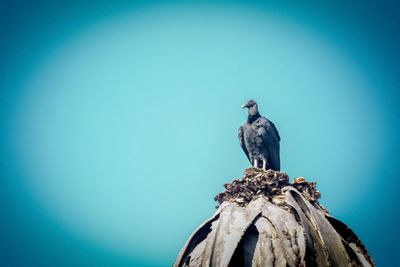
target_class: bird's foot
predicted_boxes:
[253,159,258,168]
[262,159,267,171]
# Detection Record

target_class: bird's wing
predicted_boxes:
[269,121,281,141]
[254,117,280,170]
[238,126,250,161]
[254,117,280,148]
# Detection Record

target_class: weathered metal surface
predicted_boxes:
[174,169,374,267]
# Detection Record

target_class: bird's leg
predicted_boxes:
[253,159,258,168]
[262,159,267,170]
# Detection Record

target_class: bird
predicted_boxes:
[238,99,281,171]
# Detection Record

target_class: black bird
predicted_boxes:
[238,99,281,171]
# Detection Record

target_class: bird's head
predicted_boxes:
[242,99,259,117]
[241,99,257,109]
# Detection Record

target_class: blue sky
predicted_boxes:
[1,1,399,266]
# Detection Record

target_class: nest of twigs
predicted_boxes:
[214,167,321,207]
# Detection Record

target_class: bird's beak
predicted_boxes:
[241,105,246,109]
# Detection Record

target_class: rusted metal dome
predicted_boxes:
[174,169,374,267]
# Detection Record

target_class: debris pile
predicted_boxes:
[214,167,321,207]
[292,177,321,203]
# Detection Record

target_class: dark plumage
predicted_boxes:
[238,99,281,171]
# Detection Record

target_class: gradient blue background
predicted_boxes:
[1,0,399,266]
